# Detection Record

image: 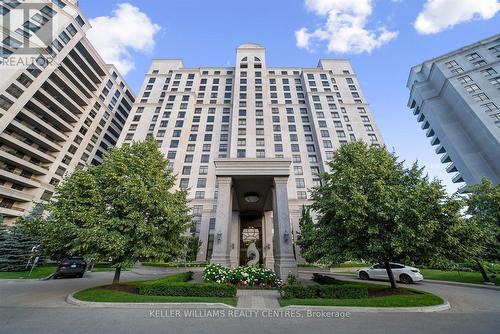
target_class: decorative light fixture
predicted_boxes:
[244,192,259,203]
[266,243,271,250]
[283,230,290,243]
[216,231,222,244]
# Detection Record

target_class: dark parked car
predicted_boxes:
[54,257,87,278]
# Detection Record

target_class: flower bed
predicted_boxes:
[281,284,368,299]
[203,264,282,288]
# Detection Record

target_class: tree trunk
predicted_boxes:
[384,261,397,289]
[475,259,490,283]
[112,264,122,285]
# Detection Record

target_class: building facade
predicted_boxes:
[117,43,383,278]
[407,34,500,189]
[0,0,135,223]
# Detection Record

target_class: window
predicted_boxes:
[182,166,191,175]
[294,166,303,175]
[457,75,472,84]
[295,178,305,188]
[472,93,489,102]
[473,60,487,67]
[445,60,459,68]
[0,94,14,111]
[464,84,481,93]
[6,84,23,98]
[465,52,481,61]
[180,178,189,188]
[237,149,246,158]
[195,191,205,199]
[197,178,207,188]
[199,166,208,175]
[480,102,498,112]
[489,77,500,86]
[297,191,307,199]
[481,68,497,76]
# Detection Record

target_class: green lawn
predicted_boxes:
[0,266,57,279]
[73,287,237,306]
[421,269,499,285]
[72,272,237,307]
[280,291,443,307]
[0,265,124,279]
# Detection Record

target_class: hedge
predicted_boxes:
[139,282,237,297]
[282,284,368,299]
[312,273,338,285]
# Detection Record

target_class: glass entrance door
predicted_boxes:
[239,215,263,266]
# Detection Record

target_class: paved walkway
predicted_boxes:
[236,289,281,309]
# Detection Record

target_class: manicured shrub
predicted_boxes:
[203,263,230,283]
[139,282,236,297]
[312,273,338,285]
[203,264,281,287]
[317,285,368,299]
[282,285,318,299]
[281,284,368,299]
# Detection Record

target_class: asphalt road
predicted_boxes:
[0,268,499,334]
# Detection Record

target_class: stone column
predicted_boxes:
[210,176,232,267]
[263,211,275,270]
[272,177,298,280]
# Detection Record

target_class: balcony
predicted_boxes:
[0,206,24,218]
[69,49,101,84]
[49,72,89,107]
[0,132,55,163]
[0,169,40,188]
[8,120,61,152]
[61,57,97,93]
[18,108,68,142]
[0,185,34,202]
[25,100,73,132]
[0,150,47,175]
[35,89,80,124]
[43,80,84,114]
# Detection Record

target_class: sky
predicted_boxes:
[79,0,500,194]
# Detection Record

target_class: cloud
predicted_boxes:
[295,0,398,54]
[414,0,500,34]
[86,3,161,75]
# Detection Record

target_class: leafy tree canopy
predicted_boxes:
[20,140,191,283]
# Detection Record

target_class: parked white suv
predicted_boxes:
[357,263,424,284]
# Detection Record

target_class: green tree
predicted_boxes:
[464,178,500,281]
[297,205,318,263]
[186,236,201,262]
[307,142,463,288]
[0,222,40,272]
[21,140,192,284]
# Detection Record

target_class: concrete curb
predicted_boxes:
[66,292,235,309]
[282,301,451,313]
[321,272,500,291]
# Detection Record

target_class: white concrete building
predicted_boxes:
[117,43,383,278]
[0,0,135,223]
[407,34,500,189]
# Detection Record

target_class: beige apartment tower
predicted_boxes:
[0,0,135,223]
[117,43,384,278]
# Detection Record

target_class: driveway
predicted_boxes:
[0,267,498,334]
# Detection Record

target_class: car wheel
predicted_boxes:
[399,274,413,284]
[359,271,369,280]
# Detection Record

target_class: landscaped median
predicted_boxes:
[279,274,445,308]
[72,272,238,306]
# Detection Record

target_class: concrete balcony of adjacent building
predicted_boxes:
[18,109,68,143]
[34,89,80,124]
[8,120,61,153]
[28,97,76,130]
[69,48,102,84]
[0,169,40,188]
[0,150,48,175]
[0,206,25,219]
[0,132,55,164]
[0,185,34,203]
[49,72,89,108]
[43,80,85,115]
[60,57,98,93]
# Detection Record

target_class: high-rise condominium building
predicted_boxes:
[0,0,135,223]
[117,43,383,278]
[407,34,500,189]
